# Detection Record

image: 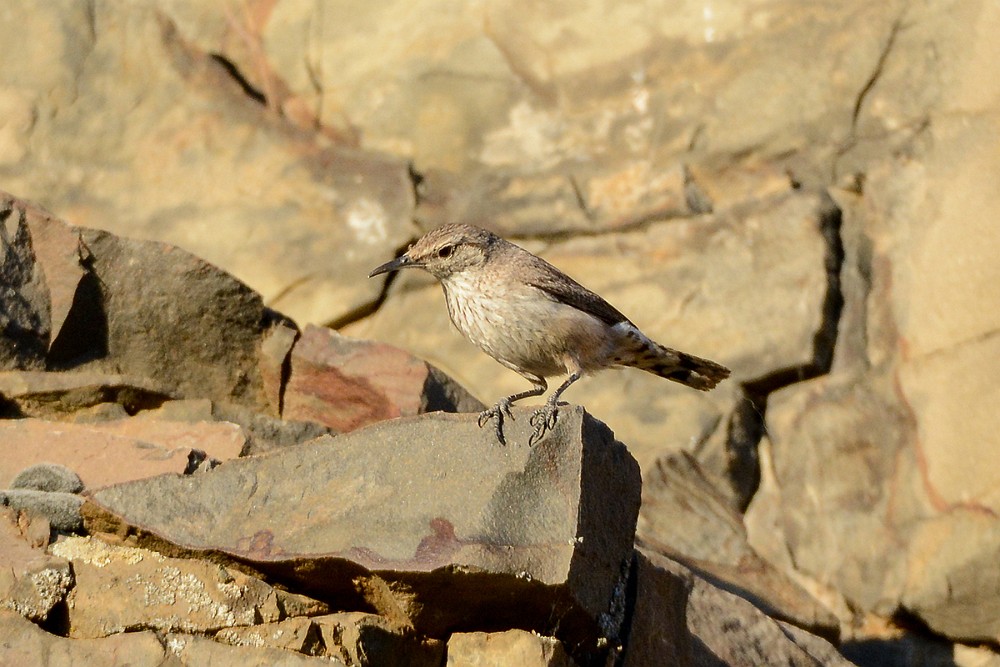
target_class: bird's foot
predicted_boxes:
[528,401,560,446]
[478,398,514,445]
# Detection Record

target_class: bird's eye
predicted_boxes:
[437,245,454,258]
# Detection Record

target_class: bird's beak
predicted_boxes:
[368,254,416,278]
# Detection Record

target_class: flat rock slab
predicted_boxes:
[637,452,839,637]
[82,408,640,664]
[0,418,244,490]
[50,536,328,638]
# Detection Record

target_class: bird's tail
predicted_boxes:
[625,338,731,391]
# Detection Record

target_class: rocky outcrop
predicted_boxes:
[3,0,999,663]
[81,407,640,663]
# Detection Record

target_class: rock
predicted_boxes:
[217,613,448,665]
[166,633,346,666]
[734,0,1000,647]
[216,617,325,656]
[132,398,334,457]
[636,452,839,637]
[82,408,640,665]
[11,464,84,494]
[312,612,445,667]
[227,1,897,232]
[446,630,576,667]
[283,325,483,432]
[0,0,416,327]
[0,611,168,667]
[71,225,282,413]
[0,192,298,415]
[0,509,72,622]
[623,550,853,666]
[0,371,173,419]
[50,536,328,638]
[684,563,854,667]
[0,491,83,533]
[81,418,246,465]
[620,550,691,667]
[0,418,240,490]
[0,200,50,371]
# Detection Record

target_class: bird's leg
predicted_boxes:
[478,380,547,445]
[529,371,581,446]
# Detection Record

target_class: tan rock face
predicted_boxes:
[446,630,577,667]
[51,536,328,638]
[0,3,416,328]
[2,0,1000,660]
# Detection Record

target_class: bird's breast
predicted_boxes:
[441,276,613,377]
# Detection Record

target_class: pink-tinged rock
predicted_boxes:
[0,418,244,490]
[0,509,72,622]
[0,611,168,667]
[283,325,482,431]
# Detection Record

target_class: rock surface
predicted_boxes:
[446,629,577,667]
[3,0,1000,663]
[623,550,854,667]
[0,611,169,667]
[0,418,243,490]
[10,464,84,495]
[82,407,640,663]
[51,536,328,639]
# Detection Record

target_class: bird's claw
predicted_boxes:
[477,400,514,445]
[528,403,560,446]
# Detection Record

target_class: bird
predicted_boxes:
[368,224,730,446]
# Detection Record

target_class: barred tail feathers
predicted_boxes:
[623,336,730,390]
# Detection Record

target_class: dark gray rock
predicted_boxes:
[0,490,83,532]
[83,407,640,666]
[11,463,84,494]
[0,199,56,372]
[0,192,294,417]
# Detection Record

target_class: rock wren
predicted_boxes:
[369,224,730,445]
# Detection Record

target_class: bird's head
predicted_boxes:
[368,224,499,281]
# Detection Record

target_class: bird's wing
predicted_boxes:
[526,258,632,327]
